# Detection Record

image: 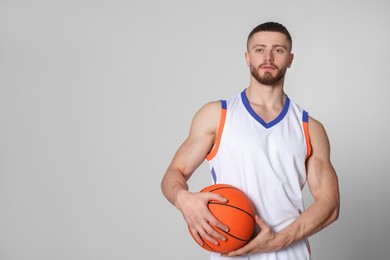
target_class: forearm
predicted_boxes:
[278,197,339,246]
[161,167,190,208]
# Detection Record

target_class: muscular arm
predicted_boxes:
[277,117,340,244]
[161,101,229,245]
[161,101,219,206]
[225,117,340,256]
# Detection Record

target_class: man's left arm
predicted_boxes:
[225,117,340,256]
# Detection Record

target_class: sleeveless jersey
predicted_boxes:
[206,90,312,260]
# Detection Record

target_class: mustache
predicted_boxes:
[259,63,278,70]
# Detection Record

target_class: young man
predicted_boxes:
[161,22,340,259]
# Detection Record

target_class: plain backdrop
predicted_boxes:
[1,0,390,259]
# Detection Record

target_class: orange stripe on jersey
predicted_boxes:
[206,101,227,161]
[302,111,312,159]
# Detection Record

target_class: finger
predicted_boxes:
[202,222,227,242]
[189,226,204,246]
[204,193,230,233]
[207,192,228,203]
[215,222,230,234]
[255,215,274,237]
[206,214,229,234]
[255,215,268,230]
[198,226,220,245]
[190,223,221,246]
[222,240,256,257]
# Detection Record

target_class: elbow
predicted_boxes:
[330,207,339,224]
[329,199,340,224]
[320,195,340,228]
[318,199,340,232]
[326,184,341,225]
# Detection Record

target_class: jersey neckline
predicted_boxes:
[241,89,290,129]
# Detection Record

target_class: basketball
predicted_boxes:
[189,184,256,253]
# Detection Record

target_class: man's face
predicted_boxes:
[245,31,294,86]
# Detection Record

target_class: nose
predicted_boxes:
[264,50,274,62]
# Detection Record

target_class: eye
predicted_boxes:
[255,48,264,53]
[275,48,284,53]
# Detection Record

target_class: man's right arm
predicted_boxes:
[161,101,229,246]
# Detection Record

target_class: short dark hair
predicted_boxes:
[247,22,292,51]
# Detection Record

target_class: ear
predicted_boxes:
[288,53,294,68]
[245,52,250,66]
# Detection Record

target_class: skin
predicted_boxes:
[161,30,340,256]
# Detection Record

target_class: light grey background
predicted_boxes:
[1,1,389,259]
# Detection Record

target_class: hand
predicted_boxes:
[176,190,229,246]
[222,215,292,257]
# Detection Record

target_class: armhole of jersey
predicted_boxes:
[303,111,312,159]
[206,100,227,161]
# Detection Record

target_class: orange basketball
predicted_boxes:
[189,184,256,253]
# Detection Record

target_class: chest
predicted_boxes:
[221,107,306,159]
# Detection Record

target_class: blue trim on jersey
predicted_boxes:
[241,90,290,129]
[221,100,227,109]
[302,110,309,122]
[211,167,217,183]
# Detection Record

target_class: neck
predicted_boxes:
[246,79,286,107]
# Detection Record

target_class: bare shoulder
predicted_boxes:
[308,116,330,157]
[195,101,221,118]
[308,116,325,133]
[190,101,222,136]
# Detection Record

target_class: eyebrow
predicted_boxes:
[251,44,288,50]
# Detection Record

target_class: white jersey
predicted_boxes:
[206,90,312,260]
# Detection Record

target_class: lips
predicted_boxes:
[260,64,277,70]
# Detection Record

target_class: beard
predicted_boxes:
[250,63,287,86]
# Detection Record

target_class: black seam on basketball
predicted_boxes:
[202,236,234,254]
[219,228,249,242]
[197,227,250,253]
[207,187,255,220]
[208,186,242,193]
[208,201,255,222]
[201,228,250,253]
[199,236,219,252]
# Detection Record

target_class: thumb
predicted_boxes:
[255,215,268,229]
[207,192,228,203]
